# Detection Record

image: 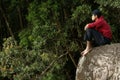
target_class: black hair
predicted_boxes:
[92,9,101,18]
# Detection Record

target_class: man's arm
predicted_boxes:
[84,22,96,30]
[84,24,89,30]
[88,20,103,29]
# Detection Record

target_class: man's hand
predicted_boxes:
[84,24,89,30]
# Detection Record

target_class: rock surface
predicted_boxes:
[76,43,120,80]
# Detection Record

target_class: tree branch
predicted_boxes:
[39,52,69,78]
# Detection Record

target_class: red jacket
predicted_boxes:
[88,16,112,40]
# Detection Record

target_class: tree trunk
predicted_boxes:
[17,6,23,29]
[0,7,14,38]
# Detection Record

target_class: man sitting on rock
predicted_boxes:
[81,9,112,56]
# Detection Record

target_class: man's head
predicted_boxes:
[91,9,101,21]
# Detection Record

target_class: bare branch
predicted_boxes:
[39,52,69,78]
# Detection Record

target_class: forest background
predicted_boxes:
[0,0,120,80]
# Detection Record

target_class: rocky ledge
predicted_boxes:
[76,43,120,80]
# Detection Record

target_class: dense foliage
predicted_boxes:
[0,0,120,80]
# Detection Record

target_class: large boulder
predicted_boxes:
[76,43,120,80]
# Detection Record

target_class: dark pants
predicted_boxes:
[84,28,111,47]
